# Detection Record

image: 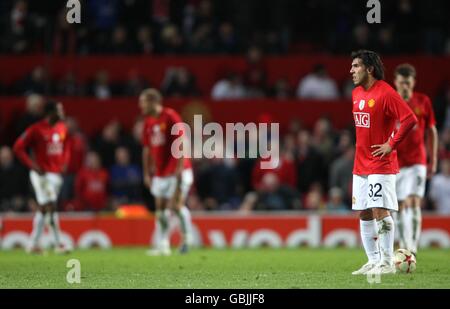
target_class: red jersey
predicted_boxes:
[352,80,417,175]
[396,92,436,167]
[75,168,109,211]
[13,119,70,173]
[142,107,192,177]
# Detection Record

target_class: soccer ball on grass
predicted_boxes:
[394,249,416,273]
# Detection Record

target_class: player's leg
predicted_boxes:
[401,196,414,251]
[148,175,172,255]
[171,169,194,253]
[27,171,48,253]
[44,173,68,253]
[394,168,408,249]
[409,164,427,255]
[150,197,171,255]
[28,207,46,253]
[367,174,397,275]
[351,175,380,275]
[410,195,422,255]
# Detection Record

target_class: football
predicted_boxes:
[394,249,417,273]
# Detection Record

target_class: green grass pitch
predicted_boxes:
[0,248,449,288]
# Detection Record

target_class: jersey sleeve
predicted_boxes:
[383,90,418,149]
[13,126,36,169]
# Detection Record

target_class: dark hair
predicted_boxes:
[394,63,416,78]
[44,100,58,116]
[351,50,385,80]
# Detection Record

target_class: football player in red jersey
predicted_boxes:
[139,88,194,256]
[393,64,438,255]
[349,50,417,275]
[13,101,71,254]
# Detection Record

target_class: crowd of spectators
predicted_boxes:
[0,48,367,100]
[1,93,450,214]
[0,0,449,56]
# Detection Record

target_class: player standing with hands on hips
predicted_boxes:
[13,101,71,254]
[349,50,417,275]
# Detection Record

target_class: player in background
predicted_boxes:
[393,64,438,255]
[13,101,70,254]
[139,88,194,255]
[349,50,417,275]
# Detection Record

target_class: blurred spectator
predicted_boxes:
[342,78,355,99]
[326,187,349,213]
[253,172,300,211]
[159,23,185,54]
[195,156,240,210]
[303,183,325,210]
[377,26,397,55]
[162,67,199,97]
[333,130,353,159]
[438,128,450,159]
[252,150,297,191]
[15,93,44,138]
[0,1,449,56]
[329,146,354,204]
[109,25,134,54]
[109,146,142,205]
[351,23,373,52]
[92,120,123,168]
[295,130,326,193]
[0,146,28,212]
[296,64,339,100]
[211,73,246,100]
[52,8,77,54]
[190,23,215,54]
[56,72,84,96]
[123,118,145,166]
[123,70,150,97]
[269,78,292,100]
[5,0,32,53]
[429,157,450,214]
[312,117,335,164]
[88,70,112,99]
[135,25,154,54]
[89,0,119,31]
[215,22,238,54]
[433,83,449,130]
[75,151,109,211]
[244,46,267,98]
[264,30,284,54]
[16,66,52,95]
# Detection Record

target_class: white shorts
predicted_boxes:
[396,164,427,201]
[352,174,398,211]
[30,170,63,206]
[151,169,193,200]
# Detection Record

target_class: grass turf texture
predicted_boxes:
[0,248,449,288]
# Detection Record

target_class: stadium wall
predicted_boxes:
[1,213,449,249]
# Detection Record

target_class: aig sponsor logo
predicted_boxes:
[354,112,370,128]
